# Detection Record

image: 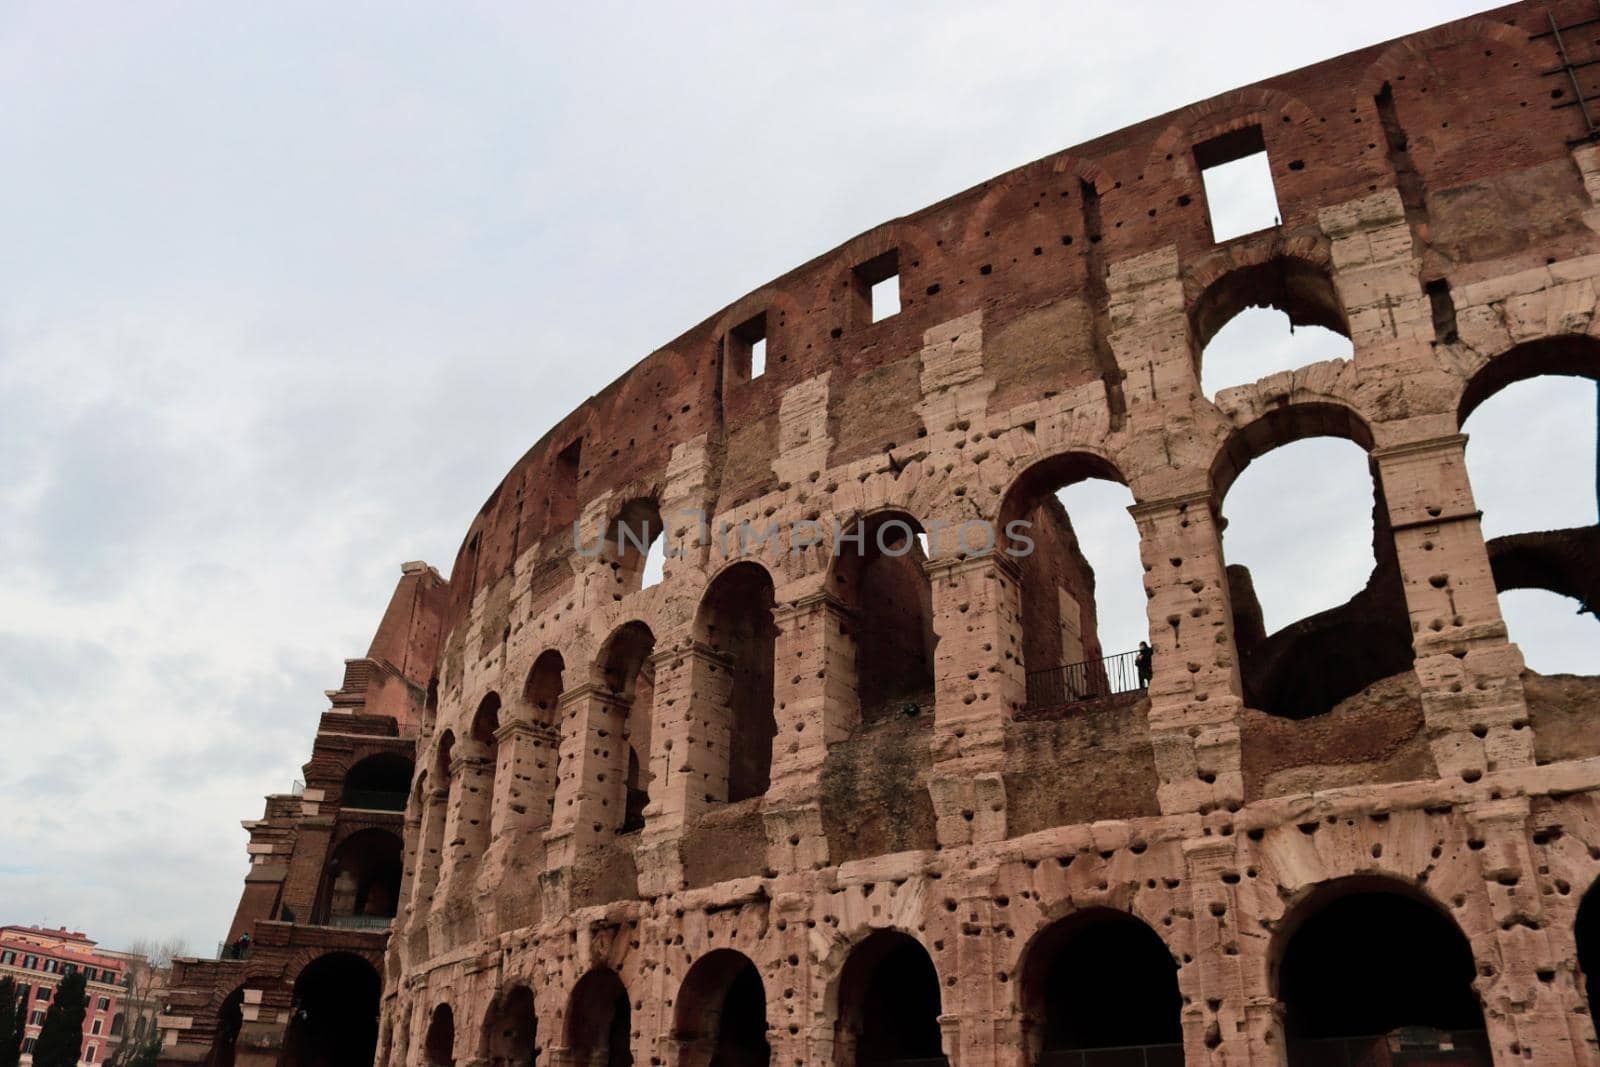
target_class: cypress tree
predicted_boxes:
[31,970,87,1067]
[6,985,21,1067]
[0,976,18,1067]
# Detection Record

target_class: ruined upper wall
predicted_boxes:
[440,0,1594,639]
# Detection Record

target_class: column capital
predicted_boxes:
[1369,432,1469,463]
[772,590,852,624]
[922,550,1022,582]
[1128,488,1218,522]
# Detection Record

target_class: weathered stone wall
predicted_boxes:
[190,3,1600,1065]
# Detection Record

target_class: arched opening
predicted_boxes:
[607,496,665,593]
[567,968,631,1067]
[695,562,778,803]
[280,953,382,1067]
[314,828,403,926]
[1460,339,1599,676]
[473,692,502,754]
[833,930,946,1066]
[1213,407,1413,719]
[1275,881,1487,1061]
[1574,878,1600,1025]
[999,455,1145,711]
[598,621,656,833]
[525,649,566,724]
[481,984,537,1067]
[1019,910,1181,1064]
[342,752,414,812]
[424,1003,456,1067]
[208,986,243,1067]
[831,513,936,724]
[412,730,453,908]
[109,1013,124,1038]
[1193,256,1352,400]
[673,949,769,1067]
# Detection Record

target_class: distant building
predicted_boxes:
[0,925,143,1065]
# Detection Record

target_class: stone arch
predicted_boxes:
[280,952,383,1067]
[1269,875,1486,1053]
[1456,333,1600,427]
[565,967,632,1067]
[207,983,246,1067]
[1144,86,1319,178]
[694,559,779,802]
[595,619,657,832]
[959,153,1118,245]
[828,219,953,329]
[423,1001,457,1067]
[314,826,403,926]
[826,928,947,1067]
[672,948,769,1067]
[1016,907,1182,1062]
[523,648,566,725]
[602,495,667,593]
[1209,399,1374,504]
[479,983,537,1067]
[827,510,936,724]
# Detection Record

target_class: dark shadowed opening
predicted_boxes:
[696,562,778,802]
[281,953,382,1067]
[835,930,947,1066]
[481,984,537,1067]
[598,621,656,832]
[525,649,566,723]
[342,753,414,811]
[674,949,770,1067]
[567,968,631,1067]
[208,986,244,1067]
[1276,882,1485,1056]
[424,1003,456,1067]
[1021,909,1181,1061]
[315,827,403,924]
[833,513,936,724]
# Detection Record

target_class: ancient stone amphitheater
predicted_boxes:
[159,3,1600,1066]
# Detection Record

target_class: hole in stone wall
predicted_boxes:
[1195,126,1280,241]
[725,311,768,387]
[1463,367,1599,676]
[852,248,901,326]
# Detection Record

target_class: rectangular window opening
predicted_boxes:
[851,249,901,326]
[725,312,769,386]
[1195,125,1280,243]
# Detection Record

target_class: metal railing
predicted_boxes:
[1025,649,1145,711]
[326,914,395,931]
[1287,1029,1492,1066]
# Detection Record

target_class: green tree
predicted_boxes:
[6,983,22,1067]
[31,970,87,1067]
[0,976,19,1067]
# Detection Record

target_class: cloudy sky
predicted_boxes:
[2,1,1593,954]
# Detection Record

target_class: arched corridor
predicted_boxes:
[1275,882,1486,1061]
[280,953,382,1067]
[480,985,537,1067]
[315,828,403,925]
[833,931,946,1067]
[674,949,769,1067]
[832,513,936,723]
[423,1003,456,1067]
[567,968,632,1067]
[343,753,414,812]
[1020,910,1181,1063]
[696,562,778,802]
[598,621,656,833]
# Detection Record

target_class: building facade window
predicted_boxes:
[30,1010,44,1024]
[0,951,12,964]
[98,997,109,1010]
[36,987,49,1002]
[92,1018,103,1035]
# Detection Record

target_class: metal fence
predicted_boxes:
[1037,1045,1184,1067]
[1025,649,1145,711]
[1286,1030,1492,1066]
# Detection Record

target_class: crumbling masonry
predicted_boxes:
[160,3,1600,1065]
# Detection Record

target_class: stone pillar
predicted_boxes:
[1372,435,1534,781]
[925,554,1025,848]
[637,642,731,895]
[1463,798,1590,1065]
[767,892,827,1066]
[948,878,1006,1067]
[435,740,494,900]
[408,786,448,914]
[543,682,632,871]
[763,592,858,875]
[486,718,559,856]
[1184,837,1282,1066]
[1129,491,1246,815]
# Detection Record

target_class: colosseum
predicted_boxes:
[157,2,1600,1065]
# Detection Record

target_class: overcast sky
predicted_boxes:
[2,1,1592,955]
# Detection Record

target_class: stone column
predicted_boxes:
[435,740,494,900]
[924,554,1025,848]
[1372,435,1534,781]
[485,718,559,856]
[636,642,730,895]
[763,592,857,875]
[948,879,1006,1067]
[1129,491,1246,815]
[1184,837,1283,1066]
[1463,798,1590,1065]
[543,682,632,871]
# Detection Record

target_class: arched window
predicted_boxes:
[280,954,382,1067]
[567,968,631,1067]
[833,930,946,1066]
[524,649,566,723]
[208,987,243,1067]
[597,621,657,833]
[424,1003,456,1067]
[606,496,666,593]
[1194,257,1352,400]
[831,513,936,724]
[673,949,768,1067]
[1019,910,1180,1062]
[1275,881,1486,1061]
[480,985,536,1067]
[1460,337,1599,675]
[999,455,1146,711]
[695,562,778,802]
[1213,406,1413,719]
[315,828,403,926]
[342,752,414,812]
